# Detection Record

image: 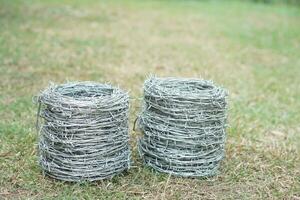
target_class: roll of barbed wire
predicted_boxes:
[36,82,131,182]
[137,76,228,177]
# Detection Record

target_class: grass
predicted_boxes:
[0,0,299,199]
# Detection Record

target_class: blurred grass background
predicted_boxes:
[0,0,299,199]
[250,0,300,5]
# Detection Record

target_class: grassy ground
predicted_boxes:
[0,0,300,199]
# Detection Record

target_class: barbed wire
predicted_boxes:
[137,76,228,177]
[36,82,131,182]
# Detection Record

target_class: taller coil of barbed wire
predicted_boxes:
[137,77,228,177]
[36,82,131,182]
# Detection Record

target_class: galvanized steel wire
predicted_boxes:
[137,77,228,177]
[36,82,131,182]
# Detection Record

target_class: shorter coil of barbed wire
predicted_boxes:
[36,82,131,182]
[137,77,228,177]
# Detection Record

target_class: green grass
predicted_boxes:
[0,0,299,199]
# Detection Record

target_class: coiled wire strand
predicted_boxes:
[36,82,131,182]
[137,77,228,177]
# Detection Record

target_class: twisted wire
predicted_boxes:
[137,76,228,177]
[36,82,131,182]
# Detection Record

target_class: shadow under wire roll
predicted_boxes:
[137,76,228,177]
[36,82,131,182]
